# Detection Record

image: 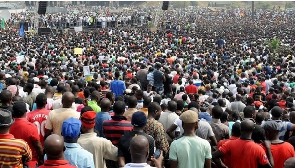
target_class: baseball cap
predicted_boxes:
[271,106,283,118]
[80,111,96,128]
[131,111,147,127]
[62,118,81,140]
[263,121,280,131]
[180,110,199,123]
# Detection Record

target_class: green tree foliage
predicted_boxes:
[255,1,272,10]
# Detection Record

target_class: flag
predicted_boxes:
[74,26,82,32]
[1,18,5,29]
[19,23,24,37]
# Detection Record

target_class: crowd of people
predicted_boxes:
[2,4,295,168]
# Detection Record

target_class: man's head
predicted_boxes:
[62,118,81,143]
[113,101,126,115]
[91,91,101,103]
[231,122,241,137]
[143,96,152,108]
[130,135,149,163]
[241,119,255,134]
[131,111,147,129]
[100,98,111,112]
[127,96,138,108]
[180,110,199,132]
[211,105,223,119]
[12,101,27,118]
[35,93,47,109]
[0,109,14,133]
[24,83,34,93]
[61,92,75,108]
[271,106,283,120]
[0,90,12,105]
[44,134,65,160]
[148,102,162,120]
[168,101,177,112]
[80,111,96,133]
[263,121,280,141]
[243,106,256,119]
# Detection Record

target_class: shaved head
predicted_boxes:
[100,98,111,111]
[241,119,255,133]
[44,134,64,160]
[130,135,149,163]
[284,157,295,168]
[62,92,75,108]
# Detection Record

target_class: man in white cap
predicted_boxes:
[169,110,212,168]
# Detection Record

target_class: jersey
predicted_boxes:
[27,108,50,146]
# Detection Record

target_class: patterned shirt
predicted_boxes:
[143,118,169,157]
[0,133,32,168]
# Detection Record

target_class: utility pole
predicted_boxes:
[252,1,254,20]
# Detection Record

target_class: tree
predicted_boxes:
[256,1,271,10]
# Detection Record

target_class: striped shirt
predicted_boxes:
[102,116,133,146]
[0,133,32,168]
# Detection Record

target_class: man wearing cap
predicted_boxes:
[0,108,32,167]
[56,117,94,168]
[263,121,295,168]
[265,106,295,140]
[78,111,118,168]
[10,101,44,167]
[118,111,155,167]
[169,110,212,168]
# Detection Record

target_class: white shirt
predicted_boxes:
[124,163,156,168]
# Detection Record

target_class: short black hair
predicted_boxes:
[212,105,223,119]
[113,101,126,114]
[232,122,241,137]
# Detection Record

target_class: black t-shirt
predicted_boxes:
[75,97,84,104]
[118,131,155,164]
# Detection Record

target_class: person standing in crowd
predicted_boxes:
[213,120,274,168]
[118,112,155,167]
[263,121,295,168]
[87,91,102,113]
[95,98,112,137]
[45,92,80,139]
[0,90,13,112]
[185,80,198,95]
[79,111,118,168]
[110,71,126,98]
[0,108,32,167]
[103,100,133,146]
[123,135,163,168]
[10,101,43,167]
[158,100,179,143]
[27,93,51,146]
[40,134,76,168]
[169,110,212,168]
[136,64,148,91]
[230,94,246,112]
[123,96,138,121]
[58,118,94,168]
[209,105,230,142]
[144,102,169,157]
[153,63,165,94]
[23,83,37,110]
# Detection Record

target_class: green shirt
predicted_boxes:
[87,100,101,113]
[169,136,211,168]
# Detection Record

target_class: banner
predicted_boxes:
[74,48,83,55]
[83,66,90,76]
[74,26,82,32]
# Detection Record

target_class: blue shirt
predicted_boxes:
[44,143,94,168]
[199,112,212,122]
[95,112,111,138]
[64,142,95,168]
[110,80,126,98]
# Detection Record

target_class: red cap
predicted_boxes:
[80,111,96,128]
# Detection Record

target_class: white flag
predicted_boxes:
[74,26,82,32]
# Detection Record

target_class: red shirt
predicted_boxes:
[262,142,295,168]
[277,100,286,109]
[217,136,239,168]
[27,108,50,146]
[126,73,133,79]
[173,74,180,84]
[185,84,198,94]
[219,138,269,168]
[9,118,40,165]
[39,160,77,168]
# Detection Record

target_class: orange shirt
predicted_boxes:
[217,136,239,168]
[78,91,85,99]
[219,138,269,168]
[263,142,295,168]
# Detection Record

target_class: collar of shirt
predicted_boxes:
[64,142,82,149]
[43,160,71,166]
[211,118,221,123]
[111,115,127,121]
[0,133,14,139]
